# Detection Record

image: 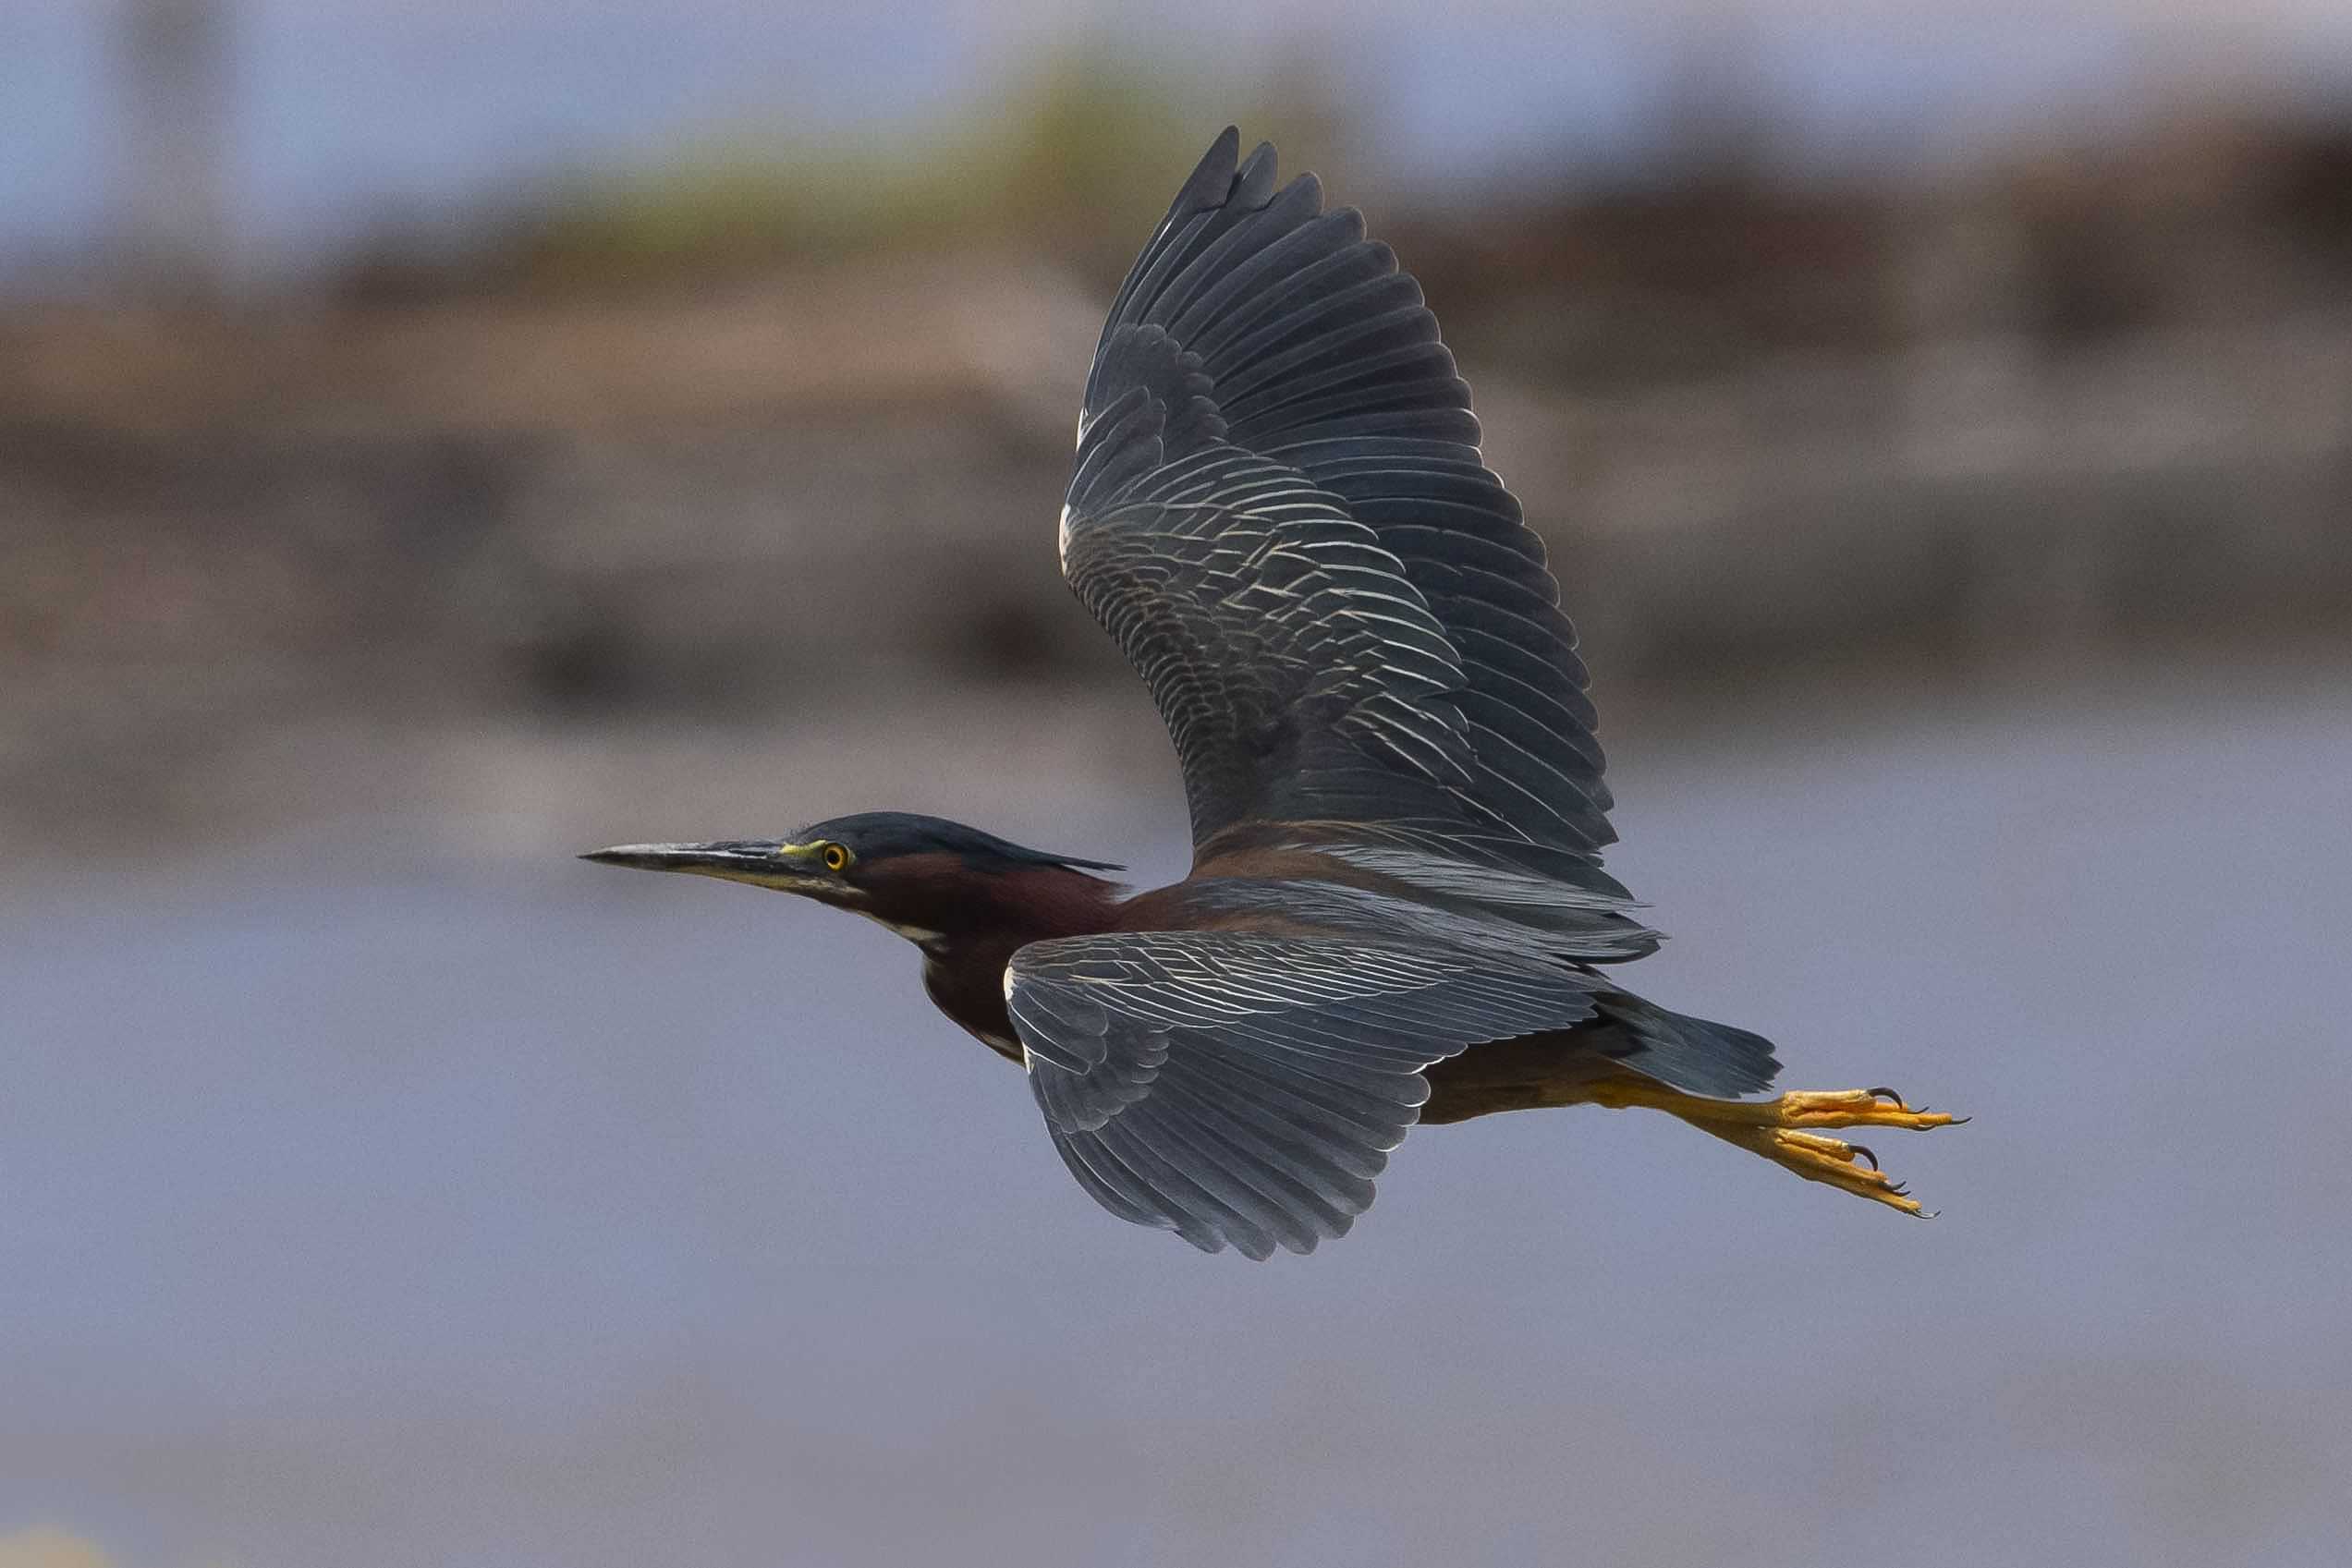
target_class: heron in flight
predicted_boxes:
[588,128,1961,1258]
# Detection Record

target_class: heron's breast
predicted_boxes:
[921,949,1026,1065]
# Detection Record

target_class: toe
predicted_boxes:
[1776,1089,1965,1131]
[1768,1131,1929,1216]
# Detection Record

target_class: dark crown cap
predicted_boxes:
[798,811,1123,872]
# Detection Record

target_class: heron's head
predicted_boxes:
[582,811,1121,946]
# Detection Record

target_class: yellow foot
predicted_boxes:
[1588,1079,1966,1217]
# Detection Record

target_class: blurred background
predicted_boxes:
[5,3,2350,1565]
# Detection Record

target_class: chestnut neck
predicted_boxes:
[908,862,1124,1057]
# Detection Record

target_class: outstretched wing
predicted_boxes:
[1067,128,1615,872]
[1005,931,1602,1258]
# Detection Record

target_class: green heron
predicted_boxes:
[588,128,1961,1258]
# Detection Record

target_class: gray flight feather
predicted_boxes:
[1005,931,1603,1258]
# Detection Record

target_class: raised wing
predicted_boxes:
[1005,931,1602,1258]
[1067,128,1615,873]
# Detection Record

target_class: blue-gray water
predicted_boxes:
[6,665,2351,1566]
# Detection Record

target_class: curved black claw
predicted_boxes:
[1868,1087,1903,1103]
[1851,1143,1882,1171]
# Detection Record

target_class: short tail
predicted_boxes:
[1584,990,1782,1100]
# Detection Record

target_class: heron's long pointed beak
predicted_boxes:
[581,840,833,893]
[581,842,751,874]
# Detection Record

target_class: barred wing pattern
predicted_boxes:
[1066,127,1615,870]
[1005,932,1603,1257]
[1063,445,1482,841]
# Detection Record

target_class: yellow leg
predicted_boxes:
[1589,1080,1965,1217]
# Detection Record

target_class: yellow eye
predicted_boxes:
[821,843,850,872]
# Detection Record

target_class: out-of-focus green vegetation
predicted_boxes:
[415,57,1347,295]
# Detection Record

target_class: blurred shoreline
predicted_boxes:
[8,638,2346,883]
[8,94,2349,865]
[8,291,2347,863]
